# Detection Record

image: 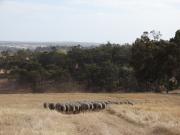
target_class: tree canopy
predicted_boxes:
[0,30,180,93]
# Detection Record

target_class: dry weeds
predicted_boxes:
[0,93,179,135]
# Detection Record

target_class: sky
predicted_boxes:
[0,0,179,43]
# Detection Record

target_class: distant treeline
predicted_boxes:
[0,30,180,93]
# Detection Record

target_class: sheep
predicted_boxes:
[123,100,129,104]
[78,102,84,112]
[73,103,81,114]
[78,103,82,112]
[43,102,47,109]
[118,101,123,104]
[69,103,80,114]
[101,102,107,109]
[80,102,89,112]
[55,103,61,112]
[68,103,74,113]
[107,100,112,104]
[48,103,55,110]
[88,102,94,111]
[60,103,67,112]
[72,104,77,113]
[92,102,101,110]
[44,99,134,114]
[55,103,66,112]
[104,101,110,106]
[65,103,71,113]
[80,103,86,112]
[98,102,103,109]
[75,102,82,112]
[85,102,91,111]
[127,100,133,106]
[113,101,119,104]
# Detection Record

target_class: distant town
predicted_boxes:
[0,41,100,52]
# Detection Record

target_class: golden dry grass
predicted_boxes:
[0,93,180,135]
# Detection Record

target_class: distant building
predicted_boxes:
[0,69,10,75]
[0,69,5,75]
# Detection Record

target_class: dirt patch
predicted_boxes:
[150,126,180,135]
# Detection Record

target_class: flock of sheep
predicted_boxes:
[43,100,133,114]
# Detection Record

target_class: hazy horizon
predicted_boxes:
[0,0,179,44]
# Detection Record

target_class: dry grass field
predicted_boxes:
[0,93,180,135]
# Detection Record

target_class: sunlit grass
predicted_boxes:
[0,93,179,135]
